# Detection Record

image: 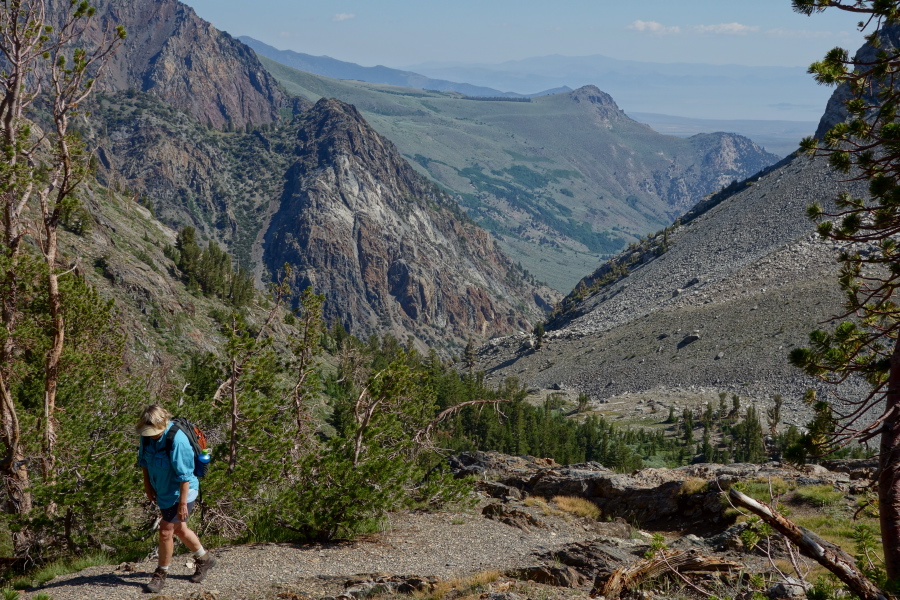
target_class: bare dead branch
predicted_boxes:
[728,488,891,600]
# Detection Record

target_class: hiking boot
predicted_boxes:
[190,553,217,583]
[144,567,167,593]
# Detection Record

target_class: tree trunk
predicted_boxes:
[227,357,238,474]
[598,549,740,599]
[879,336,900,582]
[41,237,62,480]
[0,372,31,513]
[0,5,33,526]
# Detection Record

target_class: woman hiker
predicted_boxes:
[137,404,217,593]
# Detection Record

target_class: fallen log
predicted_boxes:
[728,487,892,600]
[595,548,741,599]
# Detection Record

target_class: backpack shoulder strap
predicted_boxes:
[164,422,181,454]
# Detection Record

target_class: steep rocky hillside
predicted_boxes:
[475,152,865,420]
[47,0,549,352]
[471,28,899,418]
[264,98,551,345]
[47,0,297,128]
[90,90,294,269]
[256,56,780,291]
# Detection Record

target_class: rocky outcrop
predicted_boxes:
[48,0,300,128]
[813,25,900,139]
[565,85,627,122]
[451,451,853,530]
[263,98,549,344]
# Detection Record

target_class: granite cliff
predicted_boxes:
[264,98,549,343]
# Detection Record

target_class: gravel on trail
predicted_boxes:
[30,506,593,600]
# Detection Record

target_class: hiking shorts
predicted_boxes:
[160,501,195,524]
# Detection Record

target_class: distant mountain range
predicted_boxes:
[403,55,831,122]
[628,113,816,158]
[242,38,817,156]
[238,37,571,99]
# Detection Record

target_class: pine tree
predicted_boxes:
[532,321,545,350]
[682,408,694,444]
[791,0,900,580]
[464,338,476,373]
[733,405,766,464]
[176,226,201,285]
[729,394,741,419]
[0,0,125,538]
[576,392,590,413]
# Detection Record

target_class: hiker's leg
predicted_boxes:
[158,520,175,567]
[173,520,202,552]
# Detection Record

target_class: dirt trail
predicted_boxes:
[29,506,597,600]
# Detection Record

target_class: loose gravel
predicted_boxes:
[476,154,870,421]
[30,504,595,600]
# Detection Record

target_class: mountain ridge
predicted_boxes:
[50,0,300,129]
[256,55,780,291]
[238,36,570,99]
[403,53,831,121]
[44,0,550,354]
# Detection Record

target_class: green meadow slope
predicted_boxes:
[260,56,778,291]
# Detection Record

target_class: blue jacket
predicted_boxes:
[138,422,199,510]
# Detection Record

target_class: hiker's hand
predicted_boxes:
[177,502,188,522]
[144,485,155,502]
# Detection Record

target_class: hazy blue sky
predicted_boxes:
[183,0,866,68]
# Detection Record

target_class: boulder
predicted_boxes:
[768,577,810,599]
[477,480,523,501]
[510,565,590,588]
[482,503,545,532]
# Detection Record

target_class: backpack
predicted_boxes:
[143,417,211,478]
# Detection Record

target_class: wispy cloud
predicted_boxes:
[629,21,762,36]
[627,20,681,35]
[693,22,759,35]
[332,13,355,22]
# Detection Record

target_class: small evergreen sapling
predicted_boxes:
[532,322,545,349]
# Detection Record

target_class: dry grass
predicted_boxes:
[679,477,708,495]
[524,496,569,520]
[524,496,553,515]
[552,495,600,519]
